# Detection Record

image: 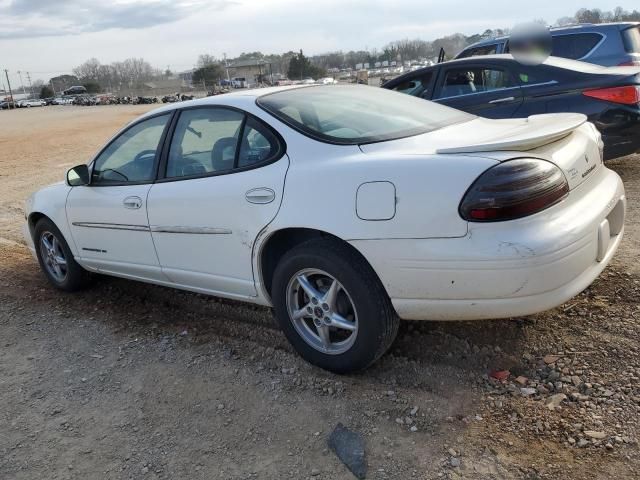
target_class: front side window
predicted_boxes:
[391,72,434,98]
[166,108,244,178]
[92,114,170,184]
[436,67,515,98]
[258,85,473,145]
[551,33,602,60]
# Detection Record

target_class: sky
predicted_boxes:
[0,0,635,87]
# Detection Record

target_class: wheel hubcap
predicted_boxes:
[39,231,68,282]
[286,268,358,355]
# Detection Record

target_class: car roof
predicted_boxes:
[463,22,640,50]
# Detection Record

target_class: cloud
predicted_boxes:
[0,0,237,38]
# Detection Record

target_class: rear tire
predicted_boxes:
[34,218,91,291]
[272,238,399,373]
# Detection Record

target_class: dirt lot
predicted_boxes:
[1,106,639,479]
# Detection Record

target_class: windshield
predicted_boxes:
[257,85,474,145]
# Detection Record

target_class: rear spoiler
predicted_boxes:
[435,113,587,154]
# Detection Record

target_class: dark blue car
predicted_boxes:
[382,55,640,159]
[455,23,640,67]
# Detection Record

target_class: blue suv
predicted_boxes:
[456,23,640,67]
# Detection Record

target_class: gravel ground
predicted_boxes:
[0,106,639,479]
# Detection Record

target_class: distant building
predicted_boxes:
[227,59,273,87]
[177,69,195,86]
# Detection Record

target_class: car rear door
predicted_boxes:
[431,62,523,118]
[146,106,288,298]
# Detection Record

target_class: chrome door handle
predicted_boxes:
[123,196,142,209]
[488,96,516,104]
[245,188,275,204]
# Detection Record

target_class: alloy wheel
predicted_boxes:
[286,268,358,355]
[39,231,68,283]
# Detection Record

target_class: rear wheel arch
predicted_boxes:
[257,227,391,303]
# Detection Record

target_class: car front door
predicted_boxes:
[147,107,288,298]
[432,64,523,118]
[66,113,172,280]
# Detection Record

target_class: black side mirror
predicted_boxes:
[66,164,90,186]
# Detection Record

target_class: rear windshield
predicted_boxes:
[257,85,474,145]
[623,26,640,53]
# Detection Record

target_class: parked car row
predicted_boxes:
[161,94,195,103]
[1,94,201,110]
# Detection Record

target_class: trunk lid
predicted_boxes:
[360,113,601,190]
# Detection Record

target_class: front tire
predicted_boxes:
[272,238,399,373]
[34,218,91,291]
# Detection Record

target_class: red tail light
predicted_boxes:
[583,86,640,105]
[460,159,569,222]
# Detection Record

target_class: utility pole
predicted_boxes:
[17,70,26,95]
[50,78,56,96]
[26,71,33,97]
[223,53,230,82]
[4,69,15,108]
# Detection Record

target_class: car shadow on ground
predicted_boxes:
[2,243,557,382]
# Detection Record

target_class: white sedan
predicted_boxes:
[23,85,626,372]
[18,99,46,107]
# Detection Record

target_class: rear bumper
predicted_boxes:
[350,167,626,321]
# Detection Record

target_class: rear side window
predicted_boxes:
[458,44,499,58]
[237,117,282,168]
[167,108,244,178]
[391,72,433,98]
[436,67,515,98]
[622,26,640,53]
[551,33,602,60]
[516,66,554,85]
[166,108,283,178]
